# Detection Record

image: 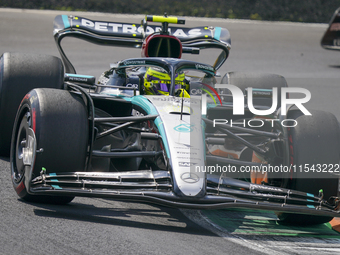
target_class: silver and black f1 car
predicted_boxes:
[1,14,340,226]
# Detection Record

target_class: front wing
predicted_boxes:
[26,169,340,217]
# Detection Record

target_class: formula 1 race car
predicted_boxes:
[1,14,340,226]
[321,7,340,50]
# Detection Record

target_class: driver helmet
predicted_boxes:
[143,67,189,97]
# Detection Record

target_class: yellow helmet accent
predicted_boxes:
[144,67,188,96]
[175,89,190,98]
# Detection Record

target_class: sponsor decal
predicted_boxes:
[123,60,146,66]
[81,19,137,33]
[174,142,193,148]
[164,105,191,113]
[151,96,192,104]
[126,83,139,88]
[29,96,37,105]
[195,64,214,72]
[180,172,200,183]
[173,124,194,132]
[179,162,197,167]
[177,151,197,155]
[79,18,205,38]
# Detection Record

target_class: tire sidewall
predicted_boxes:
[278,109,340,224]
[11,90,40,197]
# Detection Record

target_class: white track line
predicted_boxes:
[180,209,288,255]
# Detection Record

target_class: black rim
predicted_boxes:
[12,109,35,184]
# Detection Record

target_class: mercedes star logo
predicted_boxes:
[180,172,200,183]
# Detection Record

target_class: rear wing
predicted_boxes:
[321,7,340,51]
[53,15,231,73]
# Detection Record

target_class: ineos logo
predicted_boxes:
[190,89,202,95]
[126,83,138,88]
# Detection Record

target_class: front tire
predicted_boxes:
[11,88,89,204]
[278,110,340,225]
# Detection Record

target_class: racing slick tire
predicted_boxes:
[278,109,340,225]
[221,71,288,108]
[10,88,88,204]
[0,52,64,156]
